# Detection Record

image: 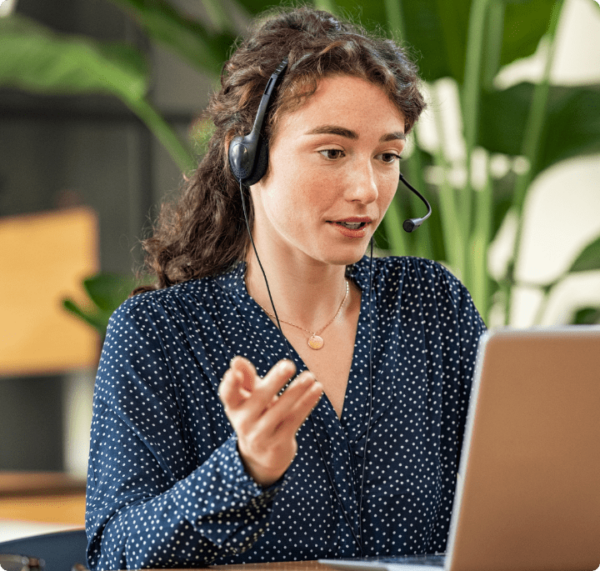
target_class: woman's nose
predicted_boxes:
[345,159,378,203]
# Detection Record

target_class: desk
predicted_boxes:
[217,563,330,571]
[152,563,331,571]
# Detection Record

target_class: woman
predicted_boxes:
[86,7,485,570]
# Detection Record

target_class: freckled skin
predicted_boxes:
[249,74,406,270]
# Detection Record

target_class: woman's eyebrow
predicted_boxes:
[304,125,405,141]
[305,125,358,139]
[381,132,406,142]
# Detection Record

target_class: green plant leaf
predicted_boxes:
[499,0,556,67]
[63,273,154,337]
[83,274,140,312]
[190,116,216,157]
[539,84,600,171]
[201,0,238,33]
[478,82,600,179]
[0,14,195,172]
[62,299,110,336]
[331,0,389,31]
[567,235,600,273]
[0,14,148,100]
[232,0,277,16]
[569,306,600,325]
[333,0,553,83]
[489,170,517,242]
[108,0,236,76]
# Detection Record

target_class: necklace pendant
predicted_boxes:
[308,334,324,350]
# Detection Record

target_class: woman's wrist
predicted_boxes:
[237,442,286,488]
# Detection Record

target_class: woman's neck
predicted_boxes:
[244,249,353,333]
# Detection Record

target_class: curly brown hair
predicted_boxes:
[135,6,426,293]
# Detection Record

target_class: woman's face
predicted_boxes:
[250,74,407,268]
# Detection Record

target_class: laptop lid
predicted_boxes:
[446,327,600,571]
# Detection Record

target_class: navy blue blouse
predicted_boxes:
[86,255,485,570]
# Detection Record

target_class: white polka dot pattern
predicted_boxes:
[85,255,485,570]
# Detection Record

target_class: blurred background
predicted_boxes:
[0,0,599,541]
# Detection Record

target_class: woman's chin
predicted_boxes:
[324,247,372,267]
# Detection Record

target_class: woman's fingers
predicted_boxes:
[278,378,323,435]
[220,357,295,418]
[236,359,297,420]
[256,370,323,436]
[230,356,257,393]
[221,357,322,438]
[218,368,246,410]
[259,359,298,399]
[219,356,260,410]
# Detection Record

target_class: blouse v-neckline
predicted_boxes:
[217,257,373,436]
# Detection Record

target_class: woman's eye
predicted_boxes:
[379,153,402,164]
[319,149,345,160]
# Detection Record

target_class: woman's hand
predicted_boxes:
[219,356,323,488]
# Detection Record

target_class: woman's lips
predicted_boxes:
[327,221,369,238]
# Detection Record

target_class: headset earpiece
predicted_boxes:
[228,59,288,186]
[228,136,270,186]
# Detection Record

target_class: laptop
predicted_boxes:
[321,327,600,571]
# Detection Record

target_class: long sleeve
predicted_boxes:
[85,295,285,571]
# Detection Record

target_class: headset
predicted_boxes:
[228,58,432,556]
[228,59,290,187]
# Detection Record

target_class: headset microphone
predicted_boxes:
[400,172,432,233]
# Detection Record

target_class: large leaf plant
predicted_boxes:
[2,0,599,334]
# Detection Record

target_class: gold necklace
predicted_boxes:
[260,280,349,350]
